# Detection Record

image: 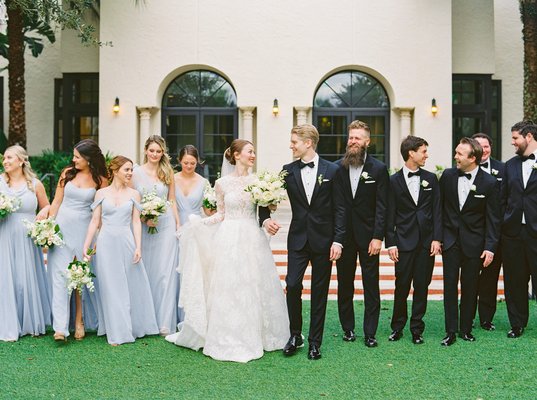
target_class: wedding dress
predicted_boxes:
[166,174,289,362]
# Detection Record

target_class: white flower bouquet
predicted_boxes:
[140,189,169,234]
[245,170,288,207]
[65,249,96,296]
[202,182,217,211]
[0,192,21,219]
[23,217,64,249]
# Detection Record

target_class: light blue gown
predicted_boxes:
[175,176,207,225]
[47,182,99,337]
[0,175,51,340]
[92,197,159,345]
[132,167,180,335]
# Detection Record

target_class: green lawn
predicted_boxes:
[1,301,537,399]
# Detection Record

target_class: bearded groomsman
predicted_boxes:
[439,137,500,346]
[501,121,537,338]
[471,133,505,331]
[334,120,389,348]
[385,136,442,345]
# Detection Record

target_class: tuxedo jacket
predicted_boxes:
[501,155,537,237]
[439,167,500,257]
[334,156,389,250]
[385,168,442,252]
[259,157,346,253]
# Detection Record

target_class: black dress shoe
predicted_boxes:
[507,327,524,338]
[441,333,456,346]
[283,334,304,356]
[411,333,424,345]
[388,330,403,341]
[307,344,321,360]
[364,336,378,348]
[480,321,495,331]
[459,332,476,342]
[343,330,356,342]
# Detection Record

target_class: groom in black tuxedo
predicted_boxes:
[385,136,442,345]
[333,120,389,348]
[439,137,500,346]
[261,124,345,360]
[501,121,537,338]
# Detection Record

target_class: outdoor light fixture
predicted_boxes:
[272,99,279,116]
[431,98,438,116]
[113,97,120,114]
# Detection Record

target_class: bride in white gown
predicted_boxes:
[166,139,289,363]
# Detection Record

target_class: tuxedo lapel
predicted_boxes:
[395,170,415,205]
[292,162,309,205]
[355,156,373,200]
[514,158,524,189]
[461,169,483,212]
[526,161,537,189]
[311,158,328,203]
[452,170,461,212]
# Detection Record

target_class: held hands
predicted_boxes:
[481,250,494,267]
[268,204,278,213]
[264,219,281,236]
[368,239,382,256]
[430,240,442,256]
[329,244,342,261]
[133,248,142,264]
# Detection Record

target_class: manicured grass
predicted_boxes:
[1,301,537,399]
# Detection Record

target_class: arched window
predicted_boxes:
[313,70,390,163]
[162,70,238,181]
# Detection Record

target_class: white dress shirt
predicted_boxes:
[521,150,537,223]
[402,165,420,205]
[458,166,479,210]
[300,153,319,205]
[349,154,366,197]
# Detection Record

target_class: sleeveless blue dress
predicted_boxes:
[175,176,207,225]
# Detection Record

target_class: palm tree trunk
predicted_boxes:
[6,0,26,148]
[521,0,537,121]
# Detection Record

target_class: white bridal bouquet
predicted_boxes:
[245,170,288,207]
[140,189,169,234]
[0,192,21,219]
[65,249,96,295]
[202,182,217,211]
[23,217,64,249]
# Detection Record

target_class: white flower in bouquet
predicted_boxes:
[202,182,217,211]
[245,170,288,207]
[64,249,96,296]
[23,217,64,249]
[0,192,21,219]
[140,189,170,234]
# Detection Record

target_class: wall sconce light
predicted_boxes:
[431,98,438,116]
[272,99,279,116]
[113,97,120,114]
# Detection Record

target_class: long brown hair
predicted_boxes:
[60,139,107,189]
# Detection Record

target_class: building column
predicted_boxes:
[393,107,414,138]
[240,106,256,143]
[136,106,158,164]
[294,106,311,125]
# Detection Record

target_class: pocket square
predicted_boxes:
[496,178,503,181]
[474,194,486,198]
[323,179,330,182]
[423,188,432,191]
[365,180,376,184]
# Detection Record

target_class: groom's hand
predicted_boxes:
[264,219,281,236]
[330,243,342,261]
[368,239,382,256]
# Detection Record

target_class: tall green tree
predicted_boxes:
[520,0,537,121]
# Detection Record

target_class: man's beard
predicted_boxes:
[342,145,366,168]
[515,143,527,157]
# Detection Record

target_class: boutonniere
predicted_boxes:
[470,184,477,192]
[491,168,499,176]
[360,171,371,181]
[532,163,537,170]
[317,174,324,186]
[421,180,429,188]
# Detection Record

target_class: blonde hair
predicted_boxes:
[291,124,319,149]
[4,145,37,192]
[143,135,174,185]
[348,120,371,136]
[224,139,253,165]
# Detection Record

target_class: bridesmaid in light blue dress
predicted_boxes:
[174,145,212,225]
[47,140,108,341]
[0,145,51,341]
[83,156,158,345]
[132,135,181,335]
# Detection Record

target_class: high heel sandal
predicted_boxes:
[53,332,66,341]
[74,323,85,340]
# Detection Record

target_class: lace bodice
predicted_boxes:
[203,174,257,224]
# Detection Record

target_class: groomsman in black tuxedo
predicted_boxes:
[385,136,442,345]
[439,137,500,346]
[471,133,506,331]
[261,124,345,360]
[501,121,537,338]
[334,120,389,348]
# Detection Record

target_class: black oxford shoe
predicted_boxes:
[283,334,304,356]
[411,333,424,345]
[364,336,378,348]
[441,333,456,346]
[507,327,524,338]
[459,332,476,342]
[343,330,356,342]
[307,344,321,360]
[388,330,403,341]
[480,321,495,331]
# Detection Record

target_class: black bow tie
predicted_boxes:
[480,161,489,169]
[299,160,315,169]
[521,154,536,162]
[458,170,472,180]
[407,170,421,178]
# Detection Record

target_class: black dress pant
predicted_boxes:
[502,226,537,328]
[286,242,331,346]
[442,244,481,334]
[336,239,380,337]
[390,246,435,334]
[477,245,502,324]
